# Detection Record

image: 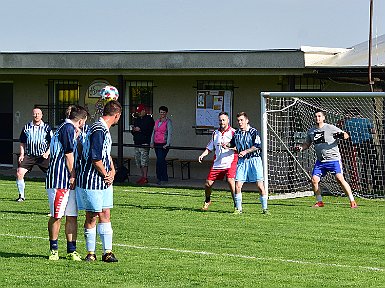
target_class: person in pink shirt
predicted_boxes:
[151,106,172,185]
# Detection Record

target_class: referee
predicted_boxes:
[16,107,52,202]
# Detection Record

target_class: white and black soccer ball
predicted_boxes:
[99,85,119,101]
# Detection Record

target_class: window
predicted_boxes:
[286,76,322,91]
[125,80,154,131]
[45,80,79,127]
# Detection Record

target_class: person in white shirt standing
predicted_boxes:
[198,112,238,211]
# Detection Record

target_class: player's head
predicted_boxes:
[314,109,326,125]
[236,111,249,130]
[68,105,89,128]
[32,107,43,124]
[65,105,76,119]
[103,100,122,126]
[218,111,229,130]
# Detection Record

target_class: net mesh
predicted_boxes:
[265,95,385,198]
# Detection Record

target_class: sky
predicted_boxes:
[0,0,384,52]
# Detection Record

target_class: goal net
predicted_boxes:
[261,92,385,199]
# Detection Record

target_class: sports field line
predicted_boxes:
[0,233,383,272]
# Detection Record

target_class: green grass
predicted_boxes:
[0,178,385,287]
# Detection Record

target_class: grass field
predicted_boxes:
[0,177,385,287]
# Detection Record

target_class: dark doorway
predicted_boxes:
[0,83,13,165]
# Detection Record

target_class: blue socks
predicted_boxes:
[67,241,77,253]
[49,239,58,251]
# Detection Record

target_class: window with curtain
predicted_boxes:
[47,80,80,127]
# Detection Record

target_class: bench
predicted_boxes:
[112,157,132,176]
[166,158,178,178]
[178,159,212,180]
[113,156,178,178]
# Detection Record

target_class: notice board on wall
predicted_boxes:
[196,90,232,128]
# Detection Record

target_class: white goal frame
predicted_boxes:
[261,91,385,197]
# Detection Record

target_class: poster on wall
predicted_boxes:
[196,90,232,128]
[85,79,110,121]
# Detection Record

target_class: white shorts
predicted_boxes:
[47,188,78,219]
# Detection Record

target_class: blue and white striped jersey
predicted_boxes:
[19,121,52,156]
[45,120,77,189]
[231,126,261,159]
[77,118,112,190]
[74,124,89,171]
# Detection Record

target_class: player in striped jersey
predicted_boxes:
[16,107,52,202]
[198,111,238,211]
[229,112,268,214]
[76,100,121,262]
[46,105,88,261]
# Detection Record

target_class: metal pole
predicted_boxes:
[260,92,269,194]
[369,0,374,91]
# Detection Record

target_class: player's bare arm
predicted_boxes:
[239,146,258,157]
[198,149,211,163]
[19,143,25,163]
[42,148,50,159]
[295,142,310,152]
[64,152,76,189]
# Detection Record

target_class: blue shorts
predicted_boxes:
[235,157,264,183]
[75,185,113,212]
[312,160,343,178]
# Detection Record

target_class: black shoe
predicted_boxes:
[102,252,118,263]
[16,197,25,202]
[84,253,97,262]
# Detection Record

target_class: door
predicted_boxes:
[0,83,13,165]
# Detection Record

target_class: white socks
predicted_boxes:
[16,179,25,198]
[98,222,113,254]
[84,226,96,253]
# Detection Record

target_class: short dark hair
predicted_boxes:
[218,111,228,117]
[159,106,168,113]
[236,111,248,119]
[314,109,326,116]
[68,105,89,120]
[103,100,122,116]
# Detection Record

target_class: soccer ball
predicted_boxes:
[99,85,119,101]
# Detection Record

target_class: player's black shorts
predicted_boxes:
[19,155,50,173]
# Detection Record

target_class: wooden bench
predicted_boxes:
[113,156,178,178]
[112,157,132,176]
[166,158,178,178]
[178,159,212,180]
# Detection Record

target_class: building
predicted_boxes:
[1,35,384,178]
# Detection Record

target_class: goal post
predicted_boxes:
[261,91,385,199]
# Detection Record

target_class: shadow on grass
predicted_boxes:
[118,203,233,214]
[0,251,47,259]
[121,189,204,199]
[0,210,49,216]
